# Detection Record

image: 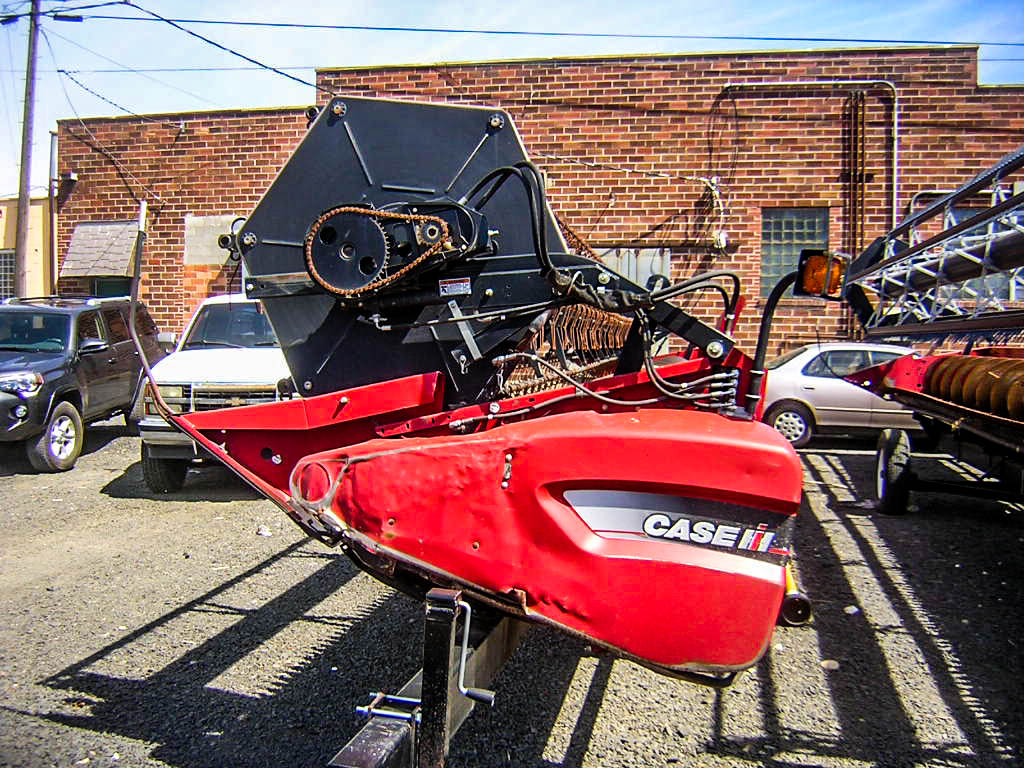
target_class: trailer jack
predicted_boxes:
[329,588,527,768]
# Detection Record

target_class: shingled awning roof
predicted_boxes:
[61,220,137,277]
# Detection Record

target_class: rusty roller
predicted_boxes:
[936,356,974,402]
[966,360,1015,411]
[924,356,958,395]
[990,361,1024,418]
[924,355,1024,420]
[946,357,981,404]
[964,358,1017,409]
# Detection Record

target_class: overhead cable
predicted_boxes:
[119,1,336,96]
[47,12,1024,48]
[44,24,216,105]
[42,27,167,203]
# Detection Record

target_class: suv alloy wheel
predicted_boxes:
[26,400,84,471]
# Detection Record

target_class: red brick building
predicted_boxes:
[56,46,1024,354]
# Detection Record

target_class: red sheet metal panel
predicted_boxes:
[291,408,801,673]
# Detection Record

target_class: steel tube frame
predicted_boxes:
[722,79,900,229]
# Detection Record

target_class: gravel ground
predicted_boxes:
[0,422,1021,767]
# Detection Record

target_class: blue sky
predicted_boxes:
[1,0,1022,198]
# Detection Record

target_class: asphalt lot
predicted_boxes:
[0,422,1021,767]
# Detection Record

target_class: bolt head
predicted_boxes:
[598,272,611,285]
[303,380,313,391]
[706,341,725,359]
[488,402,500,414]
[332,101,346,116]
[488,113,505,129]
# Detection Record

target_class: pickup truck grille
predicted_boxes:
[157,384,279,413]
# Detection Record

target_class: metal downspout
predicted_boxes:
[48,130,57,294]
[721,79,900,229]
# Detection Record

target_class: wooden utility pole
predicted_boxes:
[14,0,40,299]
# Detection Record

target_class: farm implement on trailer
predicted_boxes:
[127,96,826,766]
[840,145,1024,515]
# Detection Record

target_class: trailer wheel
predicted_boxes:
[876,428,912,515]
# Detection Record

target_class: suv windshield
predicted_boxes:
[0,311,70,353]
[181,303,277,349]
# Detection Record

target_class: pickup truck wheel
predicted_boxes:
[142,444,189,493]
[27,401,84,472]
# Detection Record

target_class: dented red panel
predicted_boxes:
[291,409,801,672]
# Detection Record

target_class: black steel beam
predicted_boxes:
[864,309,1024,340]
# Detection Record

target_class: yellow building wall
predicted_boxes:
[0,197,53,297]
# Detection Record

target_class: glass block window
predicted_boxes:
[761,208,829,297]
[0,250,13,300]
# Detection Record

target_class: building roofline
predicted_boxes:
[56,103,308,126]
[316,44,979,73]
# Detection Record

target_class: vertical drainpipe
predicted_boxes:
[48,130,57,294]
[720,80,900,230]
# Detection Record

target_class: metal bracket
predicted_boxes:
[356,693,422,724]
[329,588,527,768]
[447,300,482,365]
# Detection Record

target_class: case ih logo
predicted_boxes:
[642,514,776,552]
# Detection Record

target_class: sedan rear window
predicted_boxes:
[765,346,808,370]
[803,349,871,378]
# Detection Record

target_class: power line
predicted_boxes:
[120,2,334,95]
[58,12,1024,48]
[41,26,167,203]
[2,65,314,72]
[43,24,216,105]
[59,68,180,126]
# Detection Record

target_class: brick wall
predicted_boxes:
[319,46,1023,353]
[57,108,306,332]
[57,47,1023,355]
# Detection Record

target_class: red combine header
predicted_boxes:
[127,96,832,766]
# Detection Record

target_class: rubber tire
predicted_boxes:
[142,443,189,493]
[26,400,84,472]
[876,428,912,515]
[765,402,815,448]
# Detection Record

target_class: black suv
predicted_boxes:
[0,296,163,471]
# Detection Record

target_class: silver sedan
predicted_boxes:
[762,342,919,447]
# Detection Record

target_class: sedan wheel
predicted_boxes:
[766,403,814,448]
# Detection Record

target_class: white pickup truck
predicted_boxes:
[138,294,292,492]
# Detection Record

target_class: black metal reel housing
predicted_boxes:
[237,96,732,405]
